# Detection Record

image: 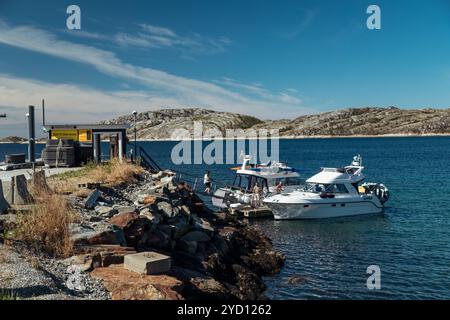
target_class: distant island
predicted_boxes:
[3,107,450,141]
[0,136,28,143]
[101,107,450,140]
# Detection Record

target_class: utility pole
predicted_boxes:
[27,105,36,165]
[132,110,138,163]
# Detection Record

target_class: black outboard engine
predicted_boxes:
[361,183,390,204]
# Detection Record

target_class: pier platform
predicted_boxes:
[229,205,274,218]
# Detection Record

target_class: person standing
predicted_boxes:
[275,181,284,194]
[204,170,212,193]
[252,182,262,207]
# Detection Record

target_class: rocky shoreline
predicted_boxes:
[0,168,285,300]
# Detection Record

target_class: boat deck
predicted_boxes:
[229,205,274,218]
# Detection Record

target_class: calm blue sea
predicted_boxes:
[2,137,450,299]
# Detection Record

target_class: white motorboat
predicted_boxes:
[263,155,389,219]
[212,155,302,209]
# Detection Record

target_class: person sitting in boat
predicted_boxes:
[204,170,212,193]
[275,181,284,194]
[252,182,262,207]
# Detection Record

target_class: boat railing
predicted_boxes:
[171,170,230,196]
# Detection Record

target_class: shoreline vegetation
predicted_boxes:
[0,160,285,300]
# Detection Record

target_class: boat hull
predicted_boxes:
[266,200,383,220]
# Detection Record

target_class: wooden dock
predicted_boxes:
[229,205,273,218]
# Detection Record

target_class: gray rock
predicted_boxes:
[113,205,138,215]
[157,224,173,238]
[140,208,161,224]
[177,240,198,255]
[181,230,210,242]
[70,224,126,246]
[157,201,175,218]
[192,216,215,236]
[167,214,190,239]
[160,176,174,186]
[95,206,118,218]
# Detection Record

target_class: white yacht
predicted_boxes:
[212,155,302,209]
[263,155,389,219]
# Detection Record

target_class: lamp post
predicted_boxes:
[132,110,138,162]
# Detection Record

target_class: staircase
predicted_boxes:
[138,146,162,173]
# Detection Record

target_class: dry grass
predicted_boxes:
[15,189,78,258]
[48,159,144,194]
[88,158,144,185]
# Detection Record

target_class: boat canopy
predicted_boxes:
[306,166,365,184]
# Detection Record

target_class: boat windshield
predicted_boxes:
[301,183,349,194]
[232,174,268,192]
[268,177,302,187]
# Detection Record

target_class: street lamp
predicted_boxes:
[132,110,138,162]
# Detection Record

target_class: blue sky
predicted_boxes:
[1,0,450,136]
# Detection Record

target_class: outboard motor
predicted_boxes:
[361,183,390,204]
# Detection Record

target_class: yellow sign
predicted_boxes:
[51,129,78,140]
[78,129,92,142]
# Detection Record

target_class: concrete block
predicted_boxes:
[5,175,33,205]
[0,179,11,214]
[84,189,101,209]
[124,251,171,275]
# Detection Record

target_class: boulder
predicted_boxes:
[181,231,210,242]
[167,214,190,239]
[95,205,118,218]
[70,224,126,247]
[146,229,172,251]
[109,212,139,229]
[113,205,138,215]
[176,239,198,255]
[192,216,214,236]
[140,208,162,224]
[67,245,137,271]
[170,266,232,300]
[91,264,184,300]
[110,212,150,247]
[157,201,175,218]
[143,195,156,205]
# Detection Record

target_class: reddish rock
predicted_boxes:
[110,212,139,229]
[110,212,150,247]
[69,245,137,271]
[91,264,184,300]
[143,195,156,205]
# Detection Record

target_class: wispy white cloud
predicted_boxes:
[275,8,316,39]
[0,20,314,134]
[66,22,231,56]
[215,77,303,105]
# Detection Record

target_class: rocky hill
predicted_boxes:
[255,107,450,137]
[100,108,263,140]
[102,107,450,140]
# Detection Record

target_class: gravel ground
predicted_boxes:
[0,244,110,300]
